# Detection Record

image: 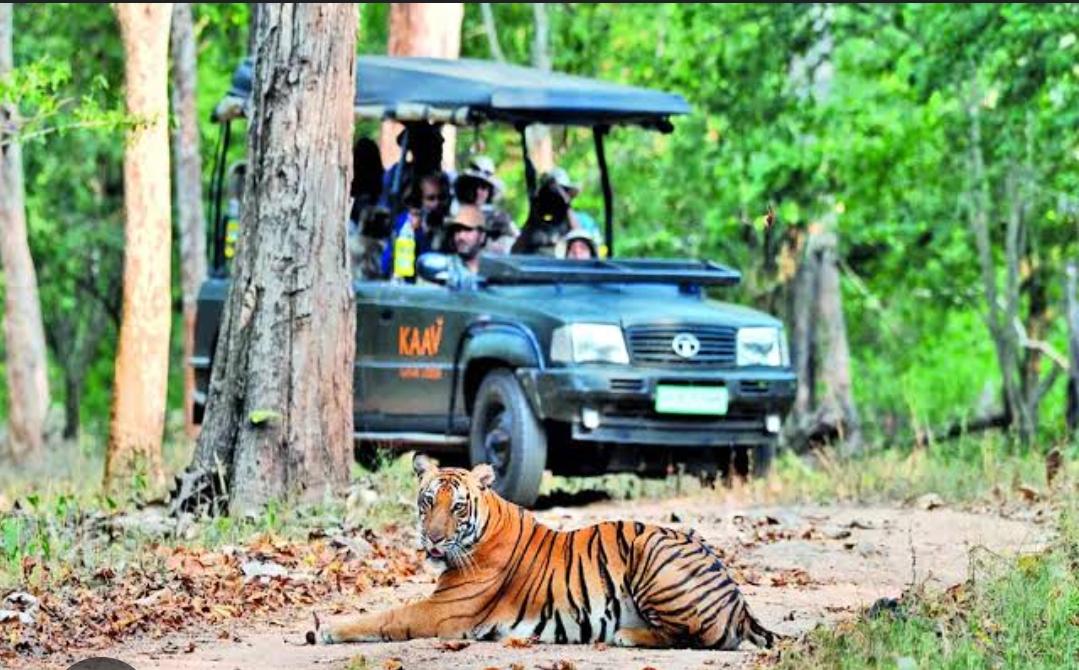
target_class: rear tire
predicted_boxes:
[469,369,547,507]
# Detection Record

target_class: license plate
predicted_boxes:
[654,385,729,415]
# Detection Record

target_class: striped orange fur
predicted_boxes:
[321,455,777,649]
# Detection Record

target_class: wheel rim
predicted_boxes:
[481,401,514,481]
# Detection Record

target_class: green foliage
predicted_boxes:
[462,4,1079,445]
[2,3,1079,451]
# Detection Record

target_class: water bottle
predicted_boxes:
[393,217,416,280]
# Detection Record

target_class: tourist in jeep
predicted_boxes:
[381,171,451,278]
[444,204,488,290]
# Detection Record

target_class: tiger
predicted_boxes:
[318,454,778,650]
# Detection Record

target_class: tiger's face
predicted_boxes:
[413,454,496,568]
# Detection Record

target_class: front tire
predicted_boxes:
[731,442,776,479]
[469,369,547,507]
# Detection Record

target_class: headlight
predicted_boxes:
[551,324,630,365]
[736,327,786,367]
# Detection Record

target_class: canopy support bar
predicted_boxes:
[594,125,614,257]
[389,125,410,222]
[518,123,537,196]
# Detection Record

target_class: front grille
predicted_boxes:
[626,325,736,367]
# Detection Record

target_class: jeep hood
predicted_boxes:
[482,284,783,329]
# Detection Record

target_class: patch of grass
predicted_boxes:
[351,450,422,528]
[756,435,1076,506]
[775,504,1079,670]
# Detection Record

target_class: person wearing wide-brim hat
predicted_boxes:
[455,154,504,206]
[444,204,489,289]
[541,166,580,199]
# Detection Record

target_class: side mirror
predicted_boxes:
[416,252,451,284]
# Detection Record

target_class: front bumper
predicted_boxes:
[517,366,796,447]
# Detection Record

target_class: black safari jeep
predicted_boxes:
[192,56,796,506]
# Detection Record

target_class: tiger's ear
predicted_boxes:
[471,464,496,490]
[413,453,439,479]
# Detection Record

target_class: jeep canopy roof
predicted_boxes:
[213,56,691,130]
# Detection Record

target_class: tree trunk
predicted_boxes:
[814,231,862,454]
[171,2,207,439]
[379,3,464,170]
[966,91,1026,444]
[63,370,82,441]
[0,2,50,463]
[105,3,173,493]
[783,225,861,453]
[1067,262,1079,435]
[174,3,357,517]
[525,3,554,174]
[788,228,817,422]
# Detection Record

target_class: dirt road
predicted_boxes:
[97,496,1048,670]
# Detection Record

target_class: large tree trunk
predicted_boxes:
[105,3,173,492]
[171,2,207,439]
[0,3,50,463]
[379,3,463,171]
[174,3,357,517]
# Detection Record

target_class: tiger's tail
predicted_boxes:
[740,606,779,649]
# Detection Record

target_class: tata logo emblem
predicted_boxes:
[671,333,701,359]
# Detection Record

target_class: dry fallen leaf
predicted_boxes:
[383,658,404,670]
[1016,486,1041,503]
[770,568,812,587]
[436,640,471,651]
[504,636,535,648]
[536,662,577,670]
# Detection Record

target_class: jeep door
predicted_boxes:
[355,281,473,433]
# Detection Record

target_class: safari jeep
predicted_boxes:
[191,56,796,507]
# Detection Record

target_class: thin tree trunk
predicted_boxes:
[1067,261,1079,435]
[526,2,554,173]
[171,2,207,439]
[63,370,82,441]
[0,3,50,463]
[1003,168,1035,441]
[967,88,1024,443]
[379,3,464,170]
[106,3,173,493]
[175,3,357,517]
